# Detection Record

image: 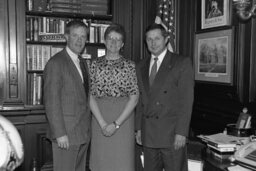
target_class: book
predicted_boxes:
[198,133,238,148]
[32,0,49,12]
[207,148,233,160]
[207,144,236,152]
[33,17,39,41]
[51,6,80,13]
[41,45,51,69]
[51,46,63,56]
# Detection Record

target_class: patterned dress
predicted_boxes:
[89,56,139,171]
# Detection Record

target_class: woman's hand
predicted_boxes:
[102,123,117,137]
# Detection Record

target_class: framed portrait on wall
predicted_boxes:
[194,29,234,84]
[201,0,231,29]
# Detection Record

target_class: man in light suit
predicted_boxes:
[136,24,194,171]
[44,20,91,171]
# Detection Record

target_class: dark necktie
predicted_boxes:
[149,57,158,86]
[78,55,89,97]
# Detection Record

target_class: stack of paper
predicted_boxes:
[198,133,248,148]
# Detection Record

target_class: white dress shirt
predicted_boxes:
[66,47,84,82]
[149,48,167,76]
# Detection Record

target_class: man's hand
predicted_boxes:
[174,134,186,150]
[56,135,69,150]
[135,130,142,145]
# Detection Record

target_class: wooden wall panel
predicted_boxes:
[0,0,8,105]
[0,109,49,171]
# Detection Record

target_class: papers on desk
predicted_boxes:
[188,159,203,171]
[228,165,252,171]
[198,133,249,148]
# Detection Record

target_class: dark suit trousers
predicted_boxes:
[143,146,188,171]
[52,142,89,171]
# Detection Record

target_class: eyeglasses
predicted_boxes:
[106,36,123,43]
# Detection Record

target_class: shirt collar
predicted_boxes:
[66,46,79,61]
[151,48,167,63]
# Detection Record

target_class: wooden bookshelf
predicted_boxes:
[25,1,112,106]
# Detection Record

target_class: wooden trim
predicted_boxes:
[0,0,8,105]
[249,18,256,102]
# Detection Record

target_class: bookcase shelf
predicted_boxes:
[27,41,106,47]
[26,11,113,21]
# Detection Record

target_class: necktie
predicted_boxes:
[149,57,158,86]
[78,55,89,97]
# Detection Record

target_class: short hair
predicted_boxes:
[104,23,126,44]
[145,23,169,38]
[65,20,88,35]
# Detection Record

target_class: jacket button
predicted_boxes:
[156,102,160,105]
[155,116,159,119]
[146,116,149,119]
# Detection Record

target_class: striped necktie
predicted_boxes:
[149,57,158,86]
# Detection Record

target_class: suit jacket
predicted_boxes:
[44,49,91,145]
[136,51,194,148]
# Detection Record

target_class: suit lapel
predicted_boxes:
[63,50,86,95]
[141,57,151,94]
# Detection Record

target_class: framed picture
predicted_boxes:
[194,29,234,84]
[201,0,231,29]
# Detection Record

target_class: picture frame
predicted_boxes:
[194,29,234,84]
[201,0,231,29]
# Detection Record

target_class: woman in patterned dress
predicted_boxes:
[89,23,139,171]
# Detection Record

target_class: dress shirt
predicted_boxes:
[66,47,84,82]
[149,48,167,76]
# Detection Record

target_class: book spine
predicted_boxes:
[202,138,236,148]
[42,45,51,69]
[27,45,32,70]
[34,18,39,41]
[207,144,235,152]
[207,148,233,160]
[26,17,31,41]
[27,0,33,11]
[51,46,63,56]
[32,73,37,105]
[38,34,66,42]
[30,17,34,41]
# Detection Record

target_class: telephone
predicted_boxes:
[234,141,256,169]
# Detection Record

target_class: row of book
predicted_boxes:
[26,16,110,43]
[27,0,110,15]
[27,73,43,105]
[26,16,70,41]
[89,23,109,43]
[27,45,63,71]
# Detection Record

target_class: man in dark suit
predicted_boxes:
[44,20,91,171]
[136,23,194,171]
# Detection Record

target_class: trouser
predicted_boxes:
[52,142,89,171]
[143,146,188,171]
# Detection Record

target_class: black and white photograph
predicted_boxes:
[194,29,234,84]
[201,0,230,29]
